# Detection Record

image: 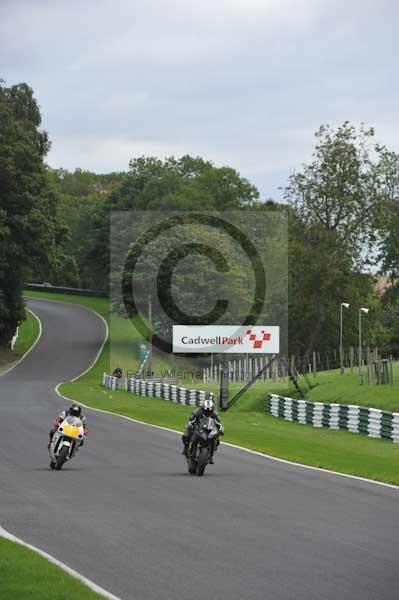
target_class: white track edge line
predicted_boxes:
[55,386,399,492]
[0,308,43,378]
[1,300,120,599]
[31,296,398,494]
[24,295,109,383]
[0,526,123,600]
[70,310,108,382]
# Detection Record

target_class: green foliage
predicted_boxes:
[12,308,40,357]
[48,168,126,288]
[284,122,382,261]
[375,149,399,282]
[284,123,385,354]
[288,211,375,353]
[86,155,259,290]
[0,82,55,346]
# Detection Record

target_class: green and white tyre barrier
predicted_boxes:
[267,394,399,442]
[102,373,121,390]
[125,376,214,407]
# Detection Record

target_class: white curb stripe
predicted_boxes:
[0,526,123,600]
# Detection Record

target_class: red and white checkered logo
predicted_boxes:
[246,329,271,349]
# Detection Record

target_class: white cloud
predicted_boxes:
[1,0,399,200]
[47,135,188,173]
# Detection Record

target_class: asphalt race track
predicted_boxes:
[0,298,398,600]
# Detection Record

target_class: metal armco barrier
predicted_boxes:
[25,283,107,298]
[125,376,214,407]
[103,373,121,390]
[267,394,399,442]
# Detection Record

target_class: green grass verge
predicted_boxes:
[306,365,399,412]
[61,382,399,485]
[0,308,41,372]
[0,538,106,600]
[26,290,399,485]
[14,309,41,357]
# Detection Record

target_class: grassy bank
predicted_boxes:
[0,538,106,600]
[0,309,40,373]
[26,290,399,485]
[305,365,399,412]
[62,381,399,485]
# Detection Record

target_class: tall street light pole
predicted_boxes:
[340,302,350,375]
[358,307,369,384]
[148,294,152,378]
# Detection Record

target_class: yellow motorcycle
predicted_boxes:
[49,416,84,470]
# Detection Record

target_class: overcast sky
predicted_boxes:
[1,0,398,200]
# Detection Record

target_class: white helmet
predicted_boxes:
[202,399,214,417]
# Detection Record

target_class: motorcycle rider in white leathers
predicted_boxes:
[48,404,88,449]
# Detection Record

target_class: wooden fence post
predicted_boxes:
[367,347,372,385]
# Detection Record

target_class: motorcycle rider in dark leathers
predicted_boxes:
[182,399,224,464]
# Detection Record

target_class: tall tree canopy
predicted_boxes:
[85,155,259,290]
[0,81,55,346]
[284,123,382,353]
[284,122,382,263]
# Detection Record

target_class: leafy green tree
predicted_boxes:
[284,122,382,263]
[288,204,375,355]
[48,168,126,288]
[0,81,55,346]
[86,155,259,290]
[375,149,399,284]
[283,123,386,355]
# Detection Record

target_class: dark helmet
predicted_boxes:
[201,399,214,417]
[68,404,82,418]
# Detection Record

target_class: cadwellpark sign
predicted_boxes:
[172,325,280,353]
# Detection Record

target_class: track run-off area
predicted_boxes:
[0,298,398,600]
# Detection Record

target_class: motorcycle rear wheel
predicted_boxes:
[55,446,69,470]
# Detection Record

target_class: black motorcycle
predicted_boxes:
[186,416,220,476]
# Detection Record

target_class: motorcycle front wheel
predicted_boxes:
[196,447,209,476]
[55,446,69,470]
[187,458,196,475]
